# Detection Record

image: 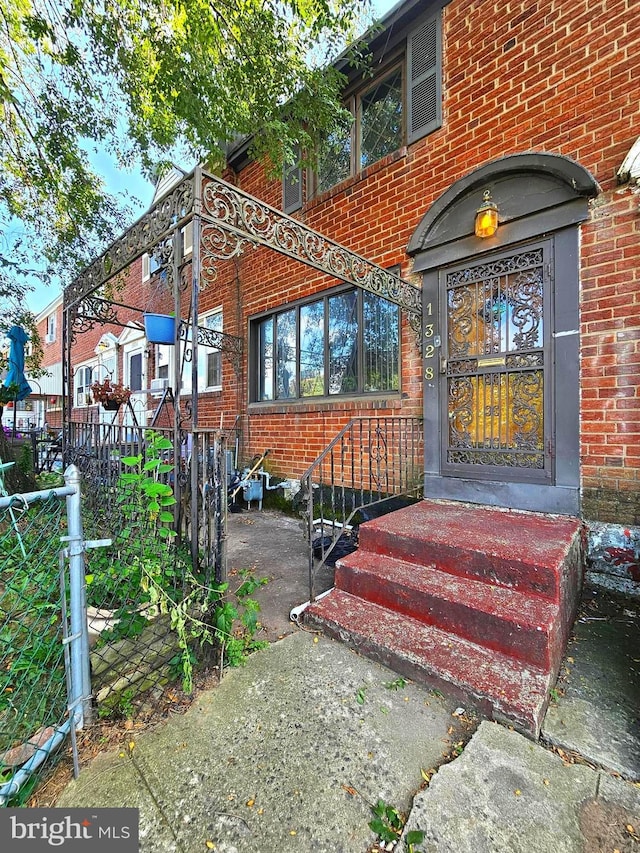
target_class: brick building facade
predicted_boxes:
[66,0,640,530]
[3,296,63,432]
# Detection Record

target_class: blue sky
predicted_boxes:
[27,0,398,316]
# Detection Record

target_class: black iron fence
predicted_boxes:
[64,422,229,581]
[299,416,423,602]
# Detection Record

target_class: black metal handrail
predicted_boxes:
[299,416,423,601]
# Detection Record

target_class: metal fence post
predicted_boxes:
[64,464,92,729]
[214,433,227,585]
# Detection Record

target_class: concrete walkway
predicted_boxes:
[399,720,640,853]
[58,632,464,851]
[57,509,640,851]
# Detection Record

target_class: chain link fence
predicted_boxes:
[0,427,245,804]
[0,476,86,806]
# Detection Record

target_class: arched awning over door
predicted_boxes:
[408,153,599,516]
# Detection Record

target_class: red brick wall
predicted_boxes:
[233,0,640,520]
[65,0,640,522]
[25,300,63,429]
[38,300,63,371]
[222,159,423,479]
[580,189,640,522]
[443,0,640,523]
[68,256,158,422]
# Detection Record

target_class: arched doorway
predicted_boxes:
[408,153,599,515]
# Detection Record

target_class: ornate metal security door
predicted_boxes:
[441,243,552,483]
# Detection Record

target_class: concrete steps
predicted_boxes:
[334,553,563,670]
[305,500,584,736]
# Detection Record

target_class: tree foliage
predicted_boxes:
[0,0,373,329]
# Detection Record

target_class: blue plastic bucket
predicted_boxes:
[143,313,175,344]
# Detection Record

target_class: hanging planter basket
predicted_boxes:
[143,313,176,345]
[103,400,121,411]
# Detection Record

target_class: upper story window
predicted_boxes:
[45,314,56,344]
[142,251,164,283]
[283,9,442,210]
[251,287,399,402]
[317,67,403,194]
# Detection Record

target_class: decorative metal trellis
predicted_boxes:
[63,167,423,569]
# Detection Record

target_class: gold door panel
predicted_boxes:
[442,247,550,480]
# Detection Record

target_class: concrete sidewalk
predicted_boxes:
[57,509,640,851]
[57,631,640,852]
[58,631,465,851]
[399,719,640,853]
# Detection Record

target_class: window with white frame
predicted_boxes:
[182,221,193,257]
[200,310,223,391]
[74,364,96,407]
[157,345,171,382]
[45,314,56,344]
[154,310,223,393]
[94,336,117,384]
[251,287,399,402]
[142,252,164,283]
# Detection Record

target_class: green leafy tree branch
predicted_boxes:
[0,0,374,299]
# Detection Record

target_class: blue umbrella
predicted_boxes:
[4,325,32,401]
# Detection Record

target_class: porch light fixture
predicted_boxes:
[475,189,499,238]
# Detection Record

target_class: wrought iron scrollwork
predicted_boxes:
[445,247,546,472]
[446,249,544,288]
[446,370,545,468]
[200,223,257,282]
[65,168,422,350]
[200,172,422,345]
[64,177,195,308]
[448,450,544,468]
[369,425,389,490]
[178,321,243,377]
[506,352,544,369]
[67,297,134,344]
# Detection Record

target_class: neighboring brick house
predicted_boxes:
[35,295,65,430]
[2,295,64,432]
[67,0,640,535]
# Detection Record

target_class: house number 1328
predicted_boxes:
[424,308,436,380]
